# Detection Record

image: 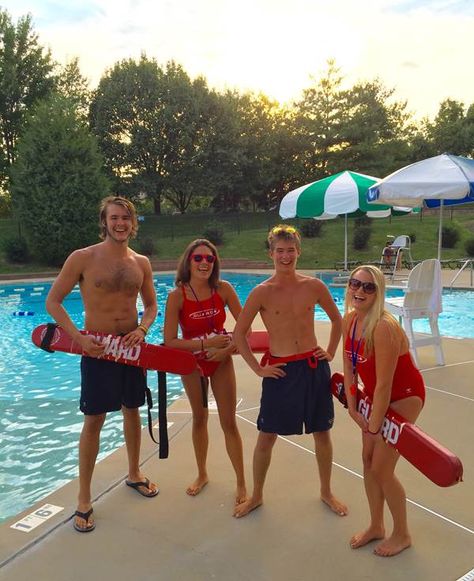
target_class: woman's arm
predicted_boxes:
[202,281,242,360]
[163,290,200,352]
[343,313,366,430]
[367,319,401,434]
[220,280,242,322]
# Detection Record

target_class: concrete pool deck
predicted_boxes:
[1,312,473,581]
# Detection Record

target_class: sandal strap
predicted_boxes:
[75,508,93,521]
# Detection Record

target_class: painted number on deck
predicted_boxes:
[10,504,64,533]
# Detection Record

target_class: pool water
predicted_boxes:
[0,273,472,523]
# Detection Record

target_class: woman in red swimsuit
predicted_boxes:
[164,239,247,506]
[342,265,425,558]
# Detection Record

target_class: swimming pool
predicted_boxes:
[0,272,473,523]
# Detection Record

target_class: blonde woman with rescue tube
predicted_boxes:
[342,265,425,557]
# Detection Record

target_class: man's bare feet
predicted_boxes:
[186,476,209,496]
[235,485,248,505]
[374,534,411,557]
[350,527,385,549]
[321,494,348,516]
[233,497,262,518]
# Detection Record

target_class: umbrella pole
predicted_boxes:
[437,200,444,261]
[344,214,348,271]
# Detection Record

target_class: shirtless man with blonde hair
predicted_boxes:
[233,225,347,518]
[46,195,158,532]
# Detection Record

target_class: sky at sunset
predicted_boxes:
[2,0,474,119]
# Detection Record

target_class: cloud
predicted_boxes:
[401,62,419,69]
[1,0,473,118]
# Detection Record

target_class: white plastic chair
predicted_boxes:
[385,258,445,366]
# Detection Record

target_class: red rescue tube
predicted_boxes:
[331,372,463,487]
[31,323,197,375]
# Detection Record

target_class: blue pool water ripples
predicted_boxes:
[0,272,473,523]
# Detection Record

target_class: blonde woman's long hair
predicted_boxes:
[344,265,400,353]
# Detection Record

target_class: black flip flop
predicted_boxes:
[73,508,95,533]
[125,477,159,498]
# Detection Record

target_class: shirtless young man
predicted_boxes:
[232,225,347,518]
[46,196,158,532]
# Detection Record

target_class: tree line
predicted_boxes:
[1,8,473,264]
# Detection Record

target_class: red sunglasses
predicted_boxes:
[190,253,216,264]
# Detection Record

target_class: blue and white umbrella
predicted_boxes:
[368,153,474,259]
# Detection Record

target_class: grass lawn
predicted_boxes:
[1,207,473,274]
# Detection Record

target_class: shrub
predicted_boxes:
[353,227,371,250]
[0,192,12,218]
[465,238,474,257]
[10,95,109,266]
[441,224,459,249]
[355,216,373,227]
[301,220,323,238]
[138,237,156,256]
[202,221,225,246]
[4,236,29,263]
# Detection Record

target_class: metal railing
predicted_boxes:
[449,259,474,288]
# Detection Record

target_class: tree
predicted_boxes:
[0,9,55,188]
[337,79,412,176]
[293,59,346,179]
[90,56,215,214]
[426,99,474,157]
[294,61,413,180]
[160,74,216,214]
[10,95,109,265]
[55,57,91,120]
[233,94,302,211]
[206,92,303,213]
[202,90,249,212]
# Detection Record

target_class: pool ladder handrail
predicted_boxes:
[449,259,474,288]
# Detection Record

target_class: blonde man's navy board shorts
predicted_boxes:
[257,352,334,436]
[80,357,147,415]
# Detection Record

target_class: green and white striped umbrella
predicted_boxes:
[279,171,412,270]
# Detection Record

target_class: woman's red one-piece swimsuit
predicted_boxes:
[344,319,425,404]
[178,285,227,377]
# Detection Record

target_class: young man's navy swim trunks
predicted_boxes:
[257,351,334,435]
[80,357,147,415]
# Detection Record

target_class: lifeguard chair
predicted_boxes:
[385,258,444,366]
[380,235,414,281]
